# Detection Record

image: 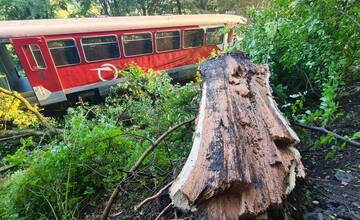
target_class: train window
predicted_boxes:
[81,35,120,62]
[47,39,80,67]
[122,33,153,57]
[206,27,224,45]
[29,45,46,69]
[156,31,180,52]
[183,29,204,49]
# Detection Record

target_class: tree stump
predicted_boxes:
[169,53,305,219]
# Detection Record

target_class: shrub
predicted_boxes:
[231,0,359,127]
[0,68,200,219]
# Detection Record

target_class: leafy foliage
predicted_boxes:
[0,92,39,129]
[0,0,266,20]
[231,0,360,148]
[0,68,199,219]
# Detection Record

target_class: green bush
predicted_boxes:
[0,68,199,219]
[232,0,359,127]
[227,0,359,151]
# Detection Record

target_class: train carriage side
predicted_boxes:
[10,26,226,105]
[0,15,246,106]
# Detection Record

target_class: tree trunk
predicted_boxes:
[100,0,110,16]
[169,53,305,219]
[176,0,182,14]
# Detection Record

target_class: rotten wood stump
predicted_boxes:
[169,53,305,219]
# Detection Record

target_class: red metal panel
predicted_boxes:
[13,25,221,94]
[11,37,64,92]
[55,45,217,90]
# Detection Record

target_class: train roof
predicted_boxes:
[0,14,246,39]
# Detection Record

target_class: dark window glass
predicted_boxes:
[48,39,80,67]
[29,45,46,69]
[183,29,204,48]
[206,27,224,45]
[156,31,180,52]
[81,36,120,62]
[122,33,153,57]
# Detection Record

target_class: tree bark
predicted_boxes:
[169,53,305,219]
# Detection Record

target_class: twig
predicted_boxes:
[121,132,155,145]
[155,203,172,220]
[338,8,360,29]
[117,168,158,178]
[169,217,193,220]
[294,122,360,147]
[110,210,123,218]
[134,181,174,212]
[101,117,195,220]
[298,67,320,97]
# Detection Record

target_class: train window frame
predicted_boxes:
[47,38,81,67]
[28,44,47,70]
[155,30,181,53]
[183,28,204,49]
[80,34,121,63]
[206,26,224,46]
[121,32,154,58]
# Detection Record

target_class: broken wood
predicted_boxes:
[170,53,305,219]
[101,117,195,220]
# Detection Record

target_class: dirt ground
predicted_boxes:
[287,95,360,220]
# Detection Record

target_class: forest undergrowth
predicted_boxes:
[0,0,359,219]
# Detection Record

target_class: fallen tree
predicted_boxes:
[170,53,305,219]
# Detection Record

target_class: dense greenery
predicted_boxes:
[0,68,199,219]
[231,0,359,151]
[0,0,266,19]
[1,0,360,219]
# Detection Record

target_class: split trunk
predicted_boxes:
[170,53,305,219]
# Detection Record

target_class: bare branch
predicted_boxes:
[0,128,63,142]
[0,164,16,174]
[338,8,360,29]
[101,117,195,220]
[134,181,174,212]
[294,122,360,147]
[155,203,172,220]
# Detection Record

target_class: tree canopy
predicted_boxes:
[0,0,267,20]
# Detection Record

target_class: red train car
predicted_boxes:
[0,14,246,106]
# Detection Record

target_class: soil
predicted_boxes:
[286,94,360,220]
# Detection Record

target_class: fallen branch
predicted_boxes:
[155,203,172,220]
[0,164,17,174]
[101,117,195,220]
[134,181,174,212]
[0,128,63,142]
[0,129,44,139]
[0,87,57,133]
[294,122,360,147]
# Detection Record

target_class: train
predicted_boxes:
[0,14,246,106]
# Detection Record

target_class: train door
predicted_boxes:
[11,37,67,105]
